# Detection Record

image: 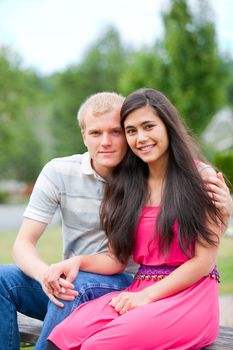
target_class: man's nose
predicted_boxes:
[101,133,112,146]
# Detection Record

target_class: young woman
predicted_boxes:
[47,88,224,350]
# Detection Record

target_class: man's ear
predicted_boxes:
[81,129,87,147]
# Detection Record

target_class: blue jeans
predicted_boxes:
[0,264,133,350]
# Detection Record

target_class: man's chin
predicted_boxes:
[99,161,117,169]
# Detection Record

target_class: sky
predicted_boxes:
[0,0,233,76]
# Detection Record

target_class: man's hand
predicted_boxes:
[205,172,233,225]
[41,256,80,307]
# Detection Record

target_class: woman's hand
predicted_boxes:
[109,290,152,315]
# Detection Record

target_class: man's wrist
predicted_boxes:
[36,263,50,284]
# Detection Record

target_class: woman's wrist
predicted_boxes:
[141,287,158,303]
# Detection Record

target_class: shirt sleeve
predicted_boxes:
[23,160,60,224]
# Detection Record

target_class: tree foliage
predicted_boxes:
[120,0,226,135]
[50,26,128,156]
[214,151,233,192]
[0,47,44,181]
[162,0,226,134]
[1,1,232,185]
[119,44,167,95]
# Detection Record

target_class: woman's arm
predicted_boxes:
[110,221,221,314]
[143,237,219,303]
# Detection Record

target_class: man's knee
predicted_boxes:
[0,264,21,288]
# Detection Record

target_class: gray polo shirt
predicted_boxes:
[24,152,137,273]
[24,152,108,259]
[24,153,137,273]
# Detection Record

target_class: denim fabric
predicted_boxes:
[0,264,133,350]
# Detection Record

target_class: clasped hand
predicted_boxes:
[42,256,80,307]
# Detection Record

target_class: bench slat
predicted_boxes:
[18,313,233,349]
[18,313,42,346]
[203,326,233,349]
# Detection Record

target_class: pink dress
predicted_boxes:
[48,206,220,350]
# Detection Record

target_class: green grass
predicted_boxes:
[1,228,233,293]
[0,228,232,350]
[216,235,233,294]
[0,226,63,264]
[0,227,62,350]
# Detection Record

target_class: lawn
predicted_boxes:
[0,227,233,293]
[216,235,233,294]
[0,226,62,350]
[0,226,63,264]
[0,228,232,350]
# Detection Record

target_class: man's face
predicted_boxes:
[82,108,128,177]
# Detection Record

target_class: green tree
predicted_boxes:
[119,44,168,95]
[0,47,44,182]
[214,151,233,192]
[224,60,233,106]
[162,0,226,134]
[50,26,128,156]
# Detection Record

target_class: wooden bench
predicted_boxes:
[18,313,233,349]
[18,313,42,347]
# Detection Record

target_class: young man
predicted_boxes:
[0,92,232,350]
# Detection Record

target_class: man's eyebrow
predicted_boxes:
[87,128,100,133]
[88,126,122,132]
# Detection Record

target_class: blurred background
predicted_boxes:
[0,0,233,206]
[0,0,232,334]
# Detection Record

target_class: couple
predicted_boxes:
[0,88,232,349]
[45,88,229,349]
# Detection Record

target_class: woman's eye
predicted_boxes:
[145,124,154,130]
[126,129,136,135]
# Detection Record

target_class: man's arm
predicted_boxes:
[12,218,78,307]
[12,218,48,282]
[11,159,79,306]
[197,163,233,229]
[42,248,127,304]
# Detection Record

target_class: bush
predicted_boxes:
[0,190,10,204]
[214,151,233,192]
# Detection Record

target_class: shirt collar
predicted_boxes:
[81,152,105,182]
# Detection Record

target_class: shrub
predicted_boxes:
[0,190,10,204]
[214,151,233,192]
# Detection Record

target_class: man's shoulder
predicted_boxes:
[50,153,85,166]
[42,153,89,177]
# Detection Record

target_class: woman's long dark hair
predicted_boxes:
[100,88,222,263]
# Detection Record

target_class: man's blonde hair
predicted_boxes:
[77,92,125,129]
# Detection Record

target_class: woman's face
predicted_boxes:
[123,105,169,167]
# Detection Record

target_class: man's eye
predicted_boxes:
[112,130,121,135]
[90,131,100,136]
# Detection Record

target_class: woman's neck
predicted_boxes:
[147,173,166,207]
